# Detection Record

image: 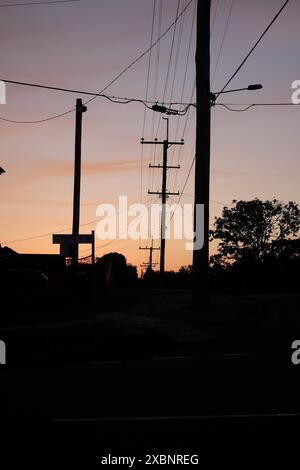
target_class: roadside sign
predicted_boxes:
[59,243,72,257]
[52,234,93,244]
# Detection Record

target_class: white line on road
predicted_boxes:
[154,355,190,361]
[89,360,122,366]
[223,353,256,358]
[50,412,300,424]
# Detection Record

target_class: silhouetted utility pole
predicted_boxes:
[139,238,160,271]
[193,0,211,306]
[141,118,184,275]
[72,98,87,267]
[91,229,96,317]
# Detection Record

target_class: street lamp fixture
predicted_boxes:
[247,84,263,91]
[210,83,263,102]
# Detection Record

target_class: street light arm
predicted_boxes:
[210,84,263,105]
[212,84,263,95]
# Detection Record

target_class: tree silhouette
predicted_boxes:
[96,252,138,287]
[210,198,300,266]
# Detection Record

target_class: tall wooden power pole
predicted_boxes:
[192,0,211,306]
[71,98,87,267]
[141,118,184,275]
[139,239,160,271]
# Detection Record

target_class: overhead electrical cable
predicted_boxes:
[211,0,234,87]
[0,0,194,124]
[215,0,291,100]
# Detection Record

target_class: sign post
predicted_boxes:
[53,231,96,317]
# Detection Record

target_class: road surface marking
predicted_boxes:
[89,360,122,366]
[224,353,256,358]
[50,412,300,424]
[154,355,190,361]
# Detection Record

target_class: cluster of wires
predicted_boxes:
[0,77,194,124]
[1,0,196,267]
[1,0,294,266]
[156,0,293,248]
[136,0,191,270]
[138,0,198,271]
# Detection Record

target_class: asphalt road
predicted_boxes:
[1,301,300,450]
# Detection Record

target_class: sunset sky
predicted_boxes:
[0,0,299,272]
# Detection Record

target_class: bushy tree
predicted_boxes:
[96,252,138,286]
[178,265,192,275]
[210,198,300,265]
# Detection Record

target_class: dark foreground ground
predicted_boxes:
[0,292,300,451]
[0,289,264,366]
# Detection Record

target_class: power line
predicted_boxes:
[215,0,291,100]
[0,78,194,106]
[148,0,163,197]
[152,0,185,196]
[3,195,158,247]
[168,0,186,105]
[0,106,75,124]
[210,0,220,35]
[166,0,188,193]
[162,0,181,104]
[90,197,159,256]
[0,0,80,7]
[91,189,229,260]
[181,193,233,206]
[216,103,255,112]
[175,0,196,114]
[140,0,157,257]
[0,0,194,124]
[166,151,233,233]
[171,81,196,193]
[169,0,196,174]
[141,0,157,122]
[152,0,182,196]
[2,197,158,246]
[179,155,195,202]
[211,0,234,87]
[140,0,157,211]
[0,82,192,124]
[162,150,194,232]
[79,0,194,109]
[216,102,300,112]
[171,149,195,212]
[1,216,99,245]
